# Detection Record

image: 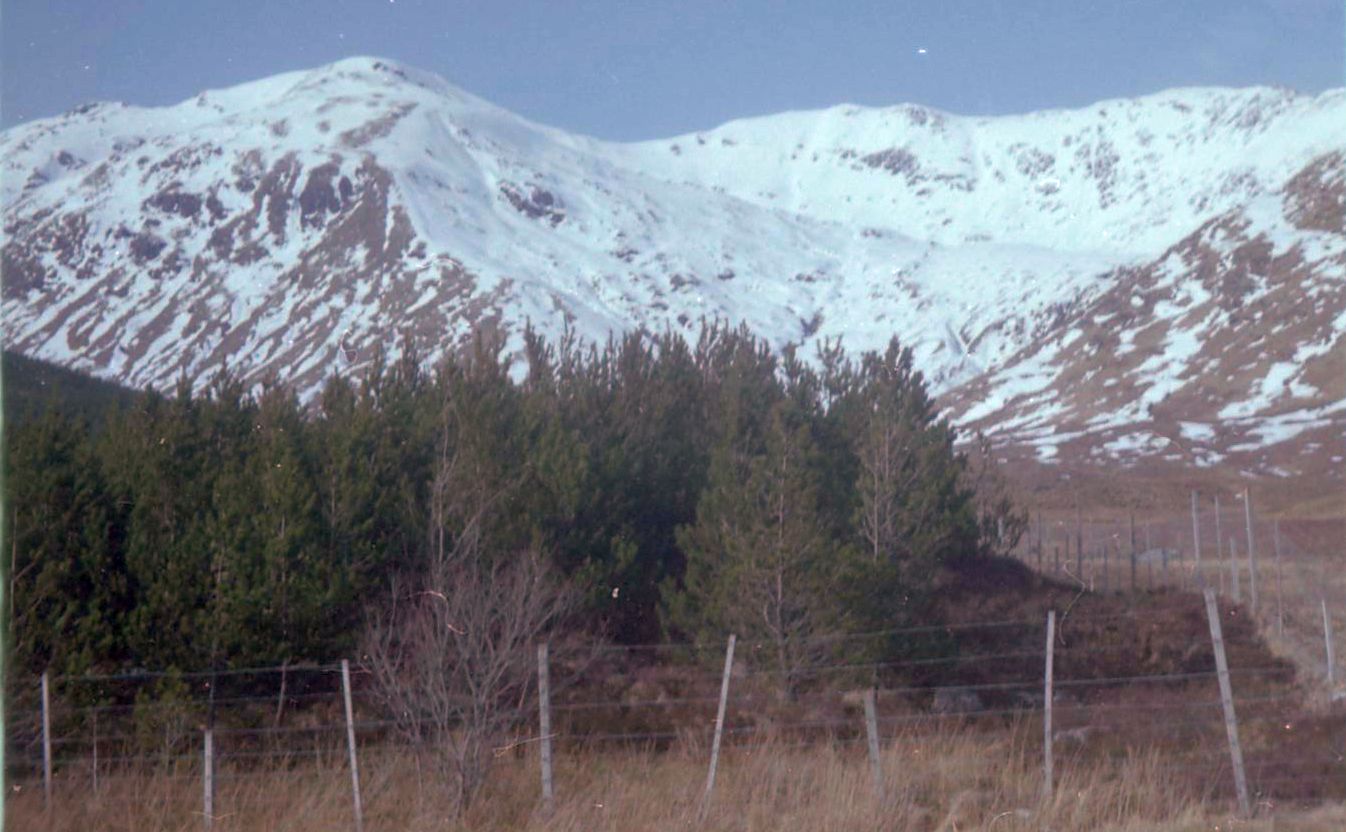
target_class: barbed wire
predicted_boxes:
[47,663,343,685]
[11,585,1338,817]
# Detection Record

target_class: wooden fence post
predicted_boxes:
[42,670,53,812]
[863,689,883,801]
[704,634,737,807]
[1243,489,1258,613]
[341,660,365,832]
[1043,611,1056,804]
[1322,600,1335,687]
[1204,589,1251,817]
[537,643,554,811]
[203,728,215,830]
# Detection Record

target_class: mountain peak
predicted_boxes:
[293,55,463,97]
[2,60,1343,481]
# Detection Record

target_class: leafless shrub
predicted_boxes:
[362,544,577,815]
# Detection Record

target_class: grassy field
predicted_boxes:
[9,728,1346,831]
[10,550,1345,830]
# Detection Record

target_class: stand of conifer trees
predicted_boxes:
[4,324,1023,680]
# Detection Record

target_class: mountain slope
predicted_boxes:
[2,57,1343,475]
[1,348,139,428]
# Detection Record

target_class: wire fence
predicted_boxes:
[1007,498,1346,691]
[7,588,1345,827]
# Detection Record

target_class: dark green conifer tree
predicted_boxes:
[6,408,131,676]
[669,389,847,697]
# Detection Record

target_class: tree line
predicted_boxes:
[4,324,1024,682]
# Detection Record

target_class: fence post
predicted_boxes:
[1177,535,1186,589]
[863,689,883,801]
[1075,504,1083,581]
[1243,489,1258,613]
[537,643,554,811]
[1230,537,1241,603]
[1322,600,1335,687]
[1191,490,1202,586]
[704,634,737,807]
[1036,512,1044,571]
[1203,589,1251,817]
[203,728,215,830]
[1214,495,1223,591]
[1274,520,1284,638]
[1129,513,1137,591]
[1043,610,1056,804]
[341,660,365,832]
[42,670,53,812]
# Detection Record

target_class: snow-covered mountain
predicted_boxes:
[2,57,1343,476]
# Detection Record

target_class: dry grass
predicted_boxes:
[9,726,1343,831]
[12,505,1342,830]
[1020,507,1346,706]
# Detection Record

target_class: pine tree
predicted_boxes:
[101,380,220,670]
[206,384,333,665]
[6,408,132,676]
[670,395,845,697]
[312,374,388,618]
[844,339,979,639]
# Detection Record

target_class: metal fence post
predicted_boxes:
[1274,520,1284,638]
[42,670,53,812]
[1323,600,1336,687]
[341,660,365,832]
[863,689,883,801]
[203,728,215,830]
[1191,490,1202,585]
[1129,513,1137,591]
[1243,489,1258,613]
[1204,589,1251,817]
[1214,495,1223,590]
[537,643,554,811]
[704,634,737,807]
[1043,610,1056,804]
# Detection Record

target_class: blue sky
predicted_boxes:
[2,0,1342,139]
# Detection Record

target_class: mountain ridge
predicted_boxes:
[2,56,1342,479]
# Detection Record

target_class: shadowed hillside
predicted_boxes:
[2,349,138,428]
